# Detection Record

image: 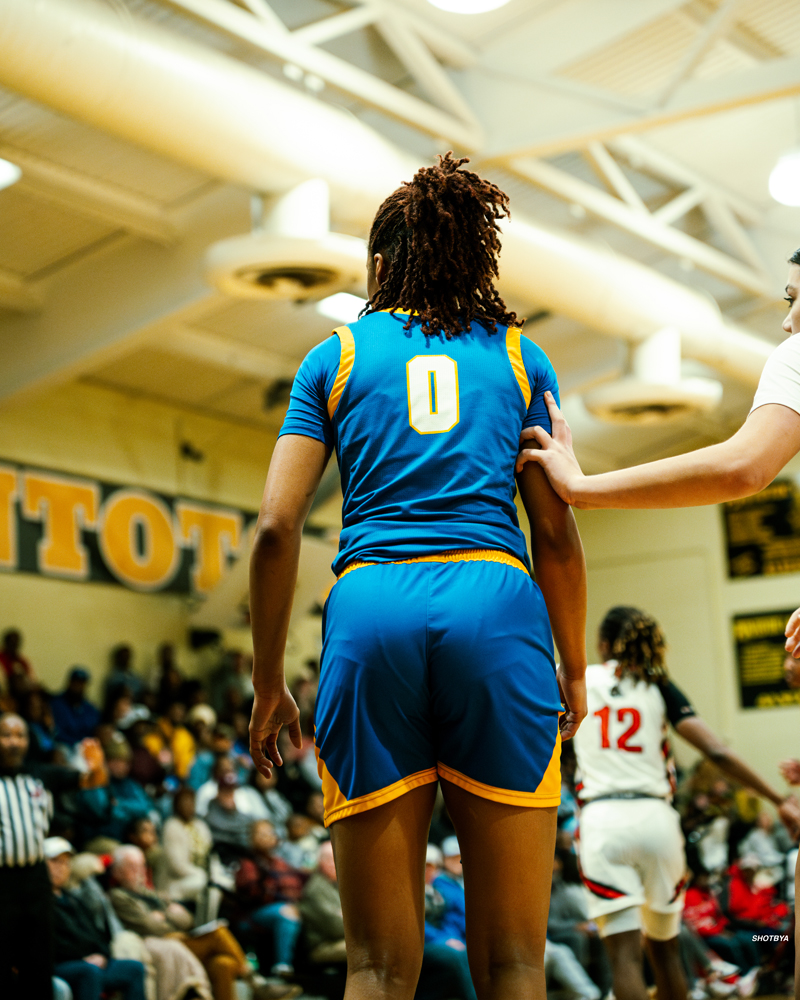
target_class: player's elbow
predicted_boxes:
[251,516,298,561]
[725,457,772,499]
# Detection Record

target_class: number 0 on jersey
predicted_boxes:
[407,355,460,434]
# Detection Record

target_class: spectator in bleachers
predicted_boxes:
[162,786,212,903]
[299,840,346,965]
[274,814,322,873]
[421,843,477,1000]
[273,729,321,814]
[46,837,147,1000]
[126,816,167,891]
[738,810,792,880]
[433,836,466,944]
[205,771,252,860]
[683,866,763,981]
[143,701,196,782]
[189,723,235,791]
[21,687,57,762]
[0,628,36,697]
[234,819,305,976]
[727,854,790,931]
[235,768,293,839]
[155,643,183,714]
[51,668,101,747]
[105,644,144,706]
[79,739,155,843]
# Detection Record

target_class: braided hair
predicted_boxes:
[365,152,519,340]
[600,606,668,686]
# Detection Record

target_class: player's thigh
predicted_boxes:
[578,802,647,935]
[330,781,438,970]
[315,564,437,826]
[635,801,686,940]
[441,778,557,968]
[428,561,562,804]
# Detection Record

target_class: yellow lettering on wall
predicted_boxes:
[23,472,98,579]
[0,466,18,569]
[99,490,177,591]
[176,502,242,594]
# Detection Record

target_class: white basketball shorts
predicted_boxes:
[577,798,688,941]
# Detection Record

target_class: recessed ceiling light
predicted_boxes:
[427,0,512,12]
[0,158,21,191]
[316,292,367,324]
[769,151,800,207]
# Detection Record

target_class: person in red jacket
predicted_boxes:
[683,868,761,972]
[727,856,790,931]
[235,819,306,976]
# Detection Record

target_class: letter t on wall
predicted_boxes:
[23,473,99,579]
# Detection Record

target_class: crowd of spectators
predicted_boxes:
[2,626,798,1000]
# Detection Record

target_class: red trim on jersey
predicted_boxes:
[580,873,627,900]
[669,872,690,904]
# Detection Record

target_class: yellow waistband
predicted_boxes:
[337,548,530,580]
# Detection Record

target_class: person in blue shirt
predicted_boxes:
[79,739,155,843]
[248,153,588,1000]
[51,668,101,747]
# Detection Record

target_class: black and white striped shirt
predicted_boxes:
[0,766,79,867]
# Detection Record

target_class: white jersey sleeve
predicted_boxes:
[751,334,800,416]
[573,663,672,801]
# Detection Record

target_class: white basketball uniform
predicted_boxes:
[574,661,695,940]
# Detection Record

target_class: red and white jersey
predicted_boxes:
[573,661,695,802]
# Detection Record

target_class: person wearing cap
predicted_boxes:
[204,769,253,862]
[433,836,467,947]
[51,667,101,747]
[45,836,147,1000]
[78,737,155,842]
[0,712,107,1000]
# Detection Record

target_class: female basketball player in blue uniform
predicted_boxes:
[248,154,588,1000]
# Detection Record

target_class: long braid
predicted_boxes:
[365,152,519,339]
[600,606,668,686]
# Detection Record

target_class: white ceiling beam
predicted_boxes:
[344,0,477,69]
[584,142,647,212]
[487,54,800,160]
[292,6,379,46]
[653,0,743,108]
[164,0,482,148]
[156,325,298,381]
[0,187,250,403]
[2,145,179,244]
[609,136,761,225]
[0,269,43,313]
[509,156,771,297]
[239,0,288,33]
[682,0,782,62]
[701,196,766,273]
[653,186,705,225]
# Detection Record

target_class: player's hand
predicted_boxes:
[557,666,587,741]
[785,607,800,658]
[250,685,302,775]
[515,393,585,506]
[780,758,800,786]
[778,794,800,840]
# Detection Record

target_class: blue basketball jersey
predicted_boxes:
[279,310,560,576]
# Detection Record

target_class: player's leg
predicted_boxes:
[645,936,686,1000]
[330,780,438,1000]
[441,779,556,1000]
[601,927,648,1000]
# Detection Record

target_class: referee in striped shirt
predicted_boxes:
[0,712,107,1000]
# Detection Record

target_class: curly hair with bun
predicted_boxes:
[600,605,668,686]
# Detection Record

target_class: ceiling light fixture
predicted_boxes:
[0,158,22,191]
[769,151,800,207]
[317,292,367,325]
[427,0,512,13]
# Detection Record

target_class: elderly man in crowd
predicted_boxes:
[0,712,106,1000]
[45,836,147,1000]
[299,840,346,964]
[110,844,299,1000]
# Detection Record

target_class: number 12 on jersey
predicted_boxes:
[594,706,642,753]
[407,355,460,434]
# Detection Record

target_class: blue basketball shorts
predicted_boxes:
[313,550,563,826]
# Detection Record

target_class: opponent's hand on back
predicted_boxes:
[516,393,585,506]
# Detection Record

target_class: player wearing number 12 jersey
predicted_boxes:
[574,606,798,1000]
[248,154,588,1000]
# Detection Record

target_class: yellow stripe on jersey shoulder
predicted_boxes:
[506,326,531,409]
[327,325,356,419]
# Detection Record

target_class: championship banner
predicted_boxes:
[732,610,800,709]
[0,461,256,594]
[723,479,800,578]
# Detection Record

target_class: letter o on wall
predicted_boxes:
[99,490,178,591]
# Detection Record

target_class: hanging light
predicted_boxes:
[317,292,367,324]
[769,151,800,207]
[0,158,21,191]
[427,0,512,13]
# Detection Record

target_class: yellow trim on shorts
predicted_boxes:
[438,733,562,808]
[315,747,439,827]
[506,326,531,408]
[326,326,355,419]
[337,548,530,580]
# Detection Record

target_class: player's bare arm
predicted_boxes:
[517,395,800,511]
[674,715,800,838]
[249,433,330,774]
[516,460,588,740]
